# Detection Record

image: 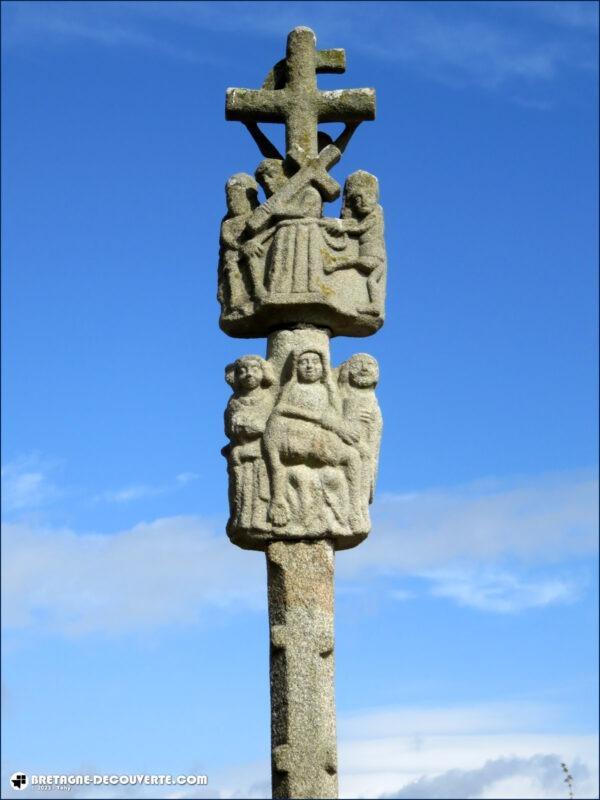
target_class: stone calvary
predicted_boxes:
[218,27,386,800]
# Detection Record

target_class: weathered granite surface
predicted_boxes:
[218,26,386,338]
[222,328,382,552]
[219,26,387,800]
[267,540,337,799]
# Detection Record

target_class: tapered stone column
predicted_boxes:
[267,541,337,799]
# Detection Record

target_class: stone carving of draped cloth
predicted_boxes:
[265,185,324,294]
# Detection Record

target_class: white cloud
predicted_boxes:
[1,471,596,634]
[1,455,60,512]
[1,516,264,635]
[382,753,590,799]
[337,471,597,612]
[95,472,200,504]
[340,701,561,739]
[176,472,200,485]
[99,484,159,503]
[336,701,598,799]
[1,455,200,513]
[342,471,598,576]
[420,566,579,612]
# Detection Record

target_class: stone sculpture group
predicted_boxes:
[218,160,386,337]
[223,338,382,551]
[217,26,387,799]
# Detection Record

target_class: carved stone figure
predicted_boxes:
[223,355,275,533]
[218,26,386,340]
[263,184,323,296]
[243,156,327,298]
[218,158,387,337]
[223,331,380,552]
[323,171,386,317]
[337,353,382,506]
[263,345,367,535]
[218,173,259,320]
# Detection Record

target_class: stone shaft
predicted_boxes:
[267,540,338,799]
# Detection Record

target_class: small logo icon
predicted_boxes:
[10,773,28,790]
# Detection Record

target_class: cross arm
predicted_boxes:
[317,88,376,123]
[261,49,345,91]
[225,88,287,123]
[316,49,346,74]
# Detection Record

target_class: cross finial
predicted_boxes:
[226,27,375,166]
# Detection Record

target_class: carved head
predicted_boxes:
[340,354,379,389]
[282,346,340,411]
[225,356,275,393]
[226,173,259,216]
[343,171,379,218]
[255,159,287,198]
[296,350,324,384]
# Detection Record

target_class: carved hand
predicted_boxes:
[243,240,264,259]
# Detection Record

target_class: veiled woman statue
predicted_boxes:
[262,345,368,535]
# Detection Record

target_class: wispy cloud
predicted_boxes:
[1,515,263,635]
[2,1,596,99]
[340,700,562,739]
[1,456,199,517]
[1,470,596,635]
[420,566,579,613]
[2,2,206,63]
[175,471,199,485]
[340,471,597,612]
[344,471,598,575]
[1,454,61,513]
[94,471,199,504]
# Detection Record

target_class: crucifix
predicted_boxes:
[218,27,387,799]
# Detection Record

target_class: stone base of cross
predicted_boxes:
[268,540,337,799]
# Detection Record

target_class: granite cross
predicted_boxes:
[226,26,376,164]
[218,27,387,799]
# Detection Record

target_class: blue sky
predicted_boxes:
[1,2,598,798]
